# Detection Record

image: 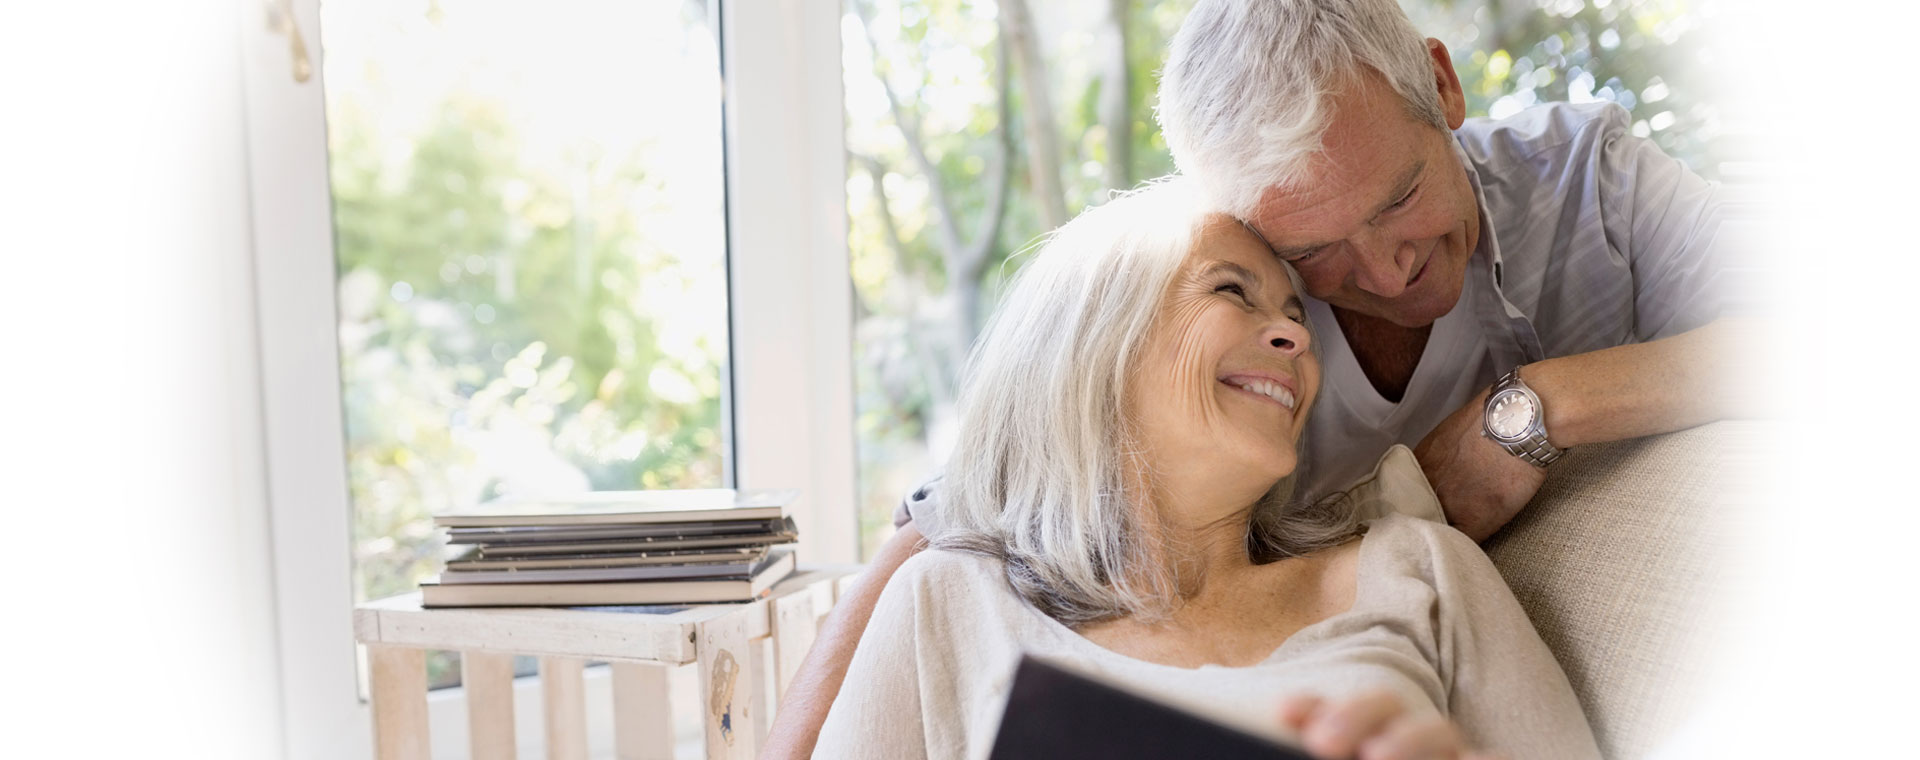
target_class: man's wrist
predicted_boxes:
[1513,358,1582,449]
[1482,366,1566,467]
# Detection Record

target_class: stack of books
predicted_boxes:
[421,489,800,608]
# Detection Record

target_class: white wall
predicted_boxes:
[0,1,285,756]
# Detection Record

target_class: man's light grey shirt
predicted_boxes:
[1292,101,1728,500]
[899,101,1729,529]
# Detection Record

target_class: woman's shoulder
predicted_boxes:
[1365,512,1469,545]
[889,546,1010,601]
[1339,445,1447,524]
[881,547,1047,641]
[1361,514,1499,583]
[899,544,1001,575]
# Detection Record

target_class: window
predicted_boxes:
[319,0,730,687]
[251,0,1718,750]
[841,0,1197,557]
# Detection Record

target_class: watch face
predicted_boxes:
[1487,389,1536,441]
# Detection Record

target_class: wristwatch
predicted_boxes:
[1482,366,1565,468]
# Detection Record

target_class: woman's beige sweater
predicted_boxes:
[814,451,1599,759]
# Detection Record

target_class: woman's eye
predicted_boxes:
[1214,282,1250,302]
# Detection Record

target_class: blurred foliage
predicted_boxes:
[325,6,727,687]
[844,0,1721,559]
[1406,0,1724,173]
[331,96,726,601]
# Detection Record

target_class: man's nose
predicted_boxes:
[1348,231,1416,297]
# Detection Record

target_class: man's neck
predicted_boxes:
[1331,306,1432,403]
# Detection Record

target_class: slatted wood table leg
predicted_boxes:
[368,645,430,760]
[540,656,589,760]
[695,611,755,760]
[462,651,517,760]
[749,638,772,746]
[611,662,674,760]
[770,591,817,701]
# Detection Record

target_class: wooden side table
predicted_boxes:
[353,564,862,760]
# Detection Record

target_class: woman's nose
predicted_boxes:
[1264,318,1311,357]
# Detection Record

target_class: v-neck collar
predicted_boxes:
[1307,139,1520,428]
[1310,283,1476,428]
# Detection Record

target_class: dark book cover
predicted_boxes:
[446,517,789,545]
[988,656,1313,760]
[421,548,795,607]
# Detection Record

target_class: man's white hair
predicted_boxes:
[934,177,1357,625]
[1157,0,1446,219]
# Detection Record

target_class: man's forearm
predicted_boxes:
[761,521,926,760]
[1527,317,1756,448]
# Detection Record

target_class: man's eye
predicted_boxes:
[1289,245,1330,264]
[1387,185,1420,211]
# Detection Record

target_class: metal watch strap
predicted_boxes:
[1488,367,1566,468]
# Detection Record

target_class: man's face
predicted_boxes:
[1245,67,1478,329]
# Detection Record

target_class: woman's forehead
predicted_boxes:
[1187,219,1289,277]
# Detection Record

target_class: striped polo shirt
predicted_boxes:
[1294,101,1731,500]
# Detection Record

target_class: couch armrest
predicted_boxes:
[1484,421,1765,760]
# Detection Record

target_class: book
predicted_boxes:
[446,517,788,545]
[436,553,770,584]
[988,656,1312,760]
[446,546,766,572]
[421,548,796,607]
[467,521,797,558]
[435,488,798,528]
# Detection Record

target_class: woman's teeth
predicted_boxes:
[1227,378,1295,410]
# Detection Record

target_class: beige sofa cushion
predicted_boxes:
[1484,421,1759,760]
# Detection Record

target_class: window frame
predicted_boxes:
[240,1,855,756]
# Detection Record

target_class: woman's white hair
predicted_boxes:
[934,177,1358,625]
[1156,0,1446,219]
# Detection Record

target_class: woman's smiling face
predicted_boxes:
[1127,217,1320,510]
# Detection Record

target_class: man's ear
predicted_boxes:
[1426,38,1467,130]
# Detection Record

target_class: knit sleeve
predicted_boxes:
[1412,518,1603,759]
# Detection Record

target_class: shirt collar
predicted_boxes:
[1452,137,1504,283]
[1452,133,1542,363]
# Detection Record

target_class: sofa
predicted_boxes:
[1484,421,1760,759]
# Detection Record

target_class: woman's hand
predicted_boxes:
[1278,691,1502,760]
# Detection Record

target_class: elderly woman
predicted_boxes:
[808,179,1599,759]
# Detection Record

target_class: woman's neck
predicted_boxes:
[1148,488,1267,599]
[1123,454,1280,597]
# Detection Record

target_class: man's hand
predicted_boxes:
[1413,388,1545,541]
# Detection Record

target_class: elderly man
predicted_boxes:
[1155,0,1736,537]
[764,1,1738,755]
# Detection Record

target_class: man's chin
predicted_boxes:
[1386,302,1451,328]
[1399,278,1469,327]
[1335,291,1458,329]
